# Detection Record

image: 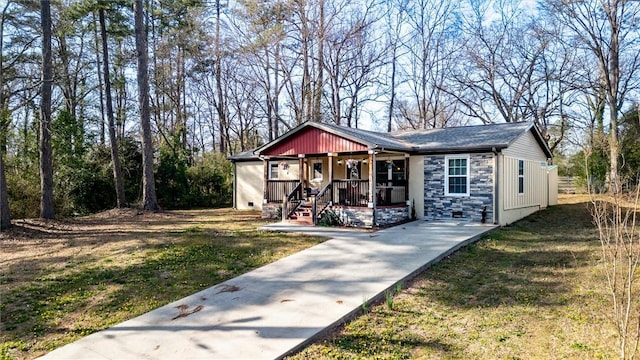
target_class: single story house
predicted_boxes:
[228,121,558,228]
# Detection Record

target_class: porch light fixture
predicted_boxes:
[337,159,343,166]
[362,158,368,164]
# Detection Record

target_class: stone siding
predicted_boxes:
[262,203,281,219]
[333,206,374,227]
[424,153,494,222]
[376,206,410,227]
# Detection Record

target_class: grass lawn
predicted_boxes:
[291,195,620,359]
[0,208,325,360]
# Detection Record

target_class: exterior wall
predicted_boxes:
[235,161,264,210]
[333,206,374,227]
[330,156,371,180]
[268,159,300,181]
[498,130,552,225]
[424,153,494,222]
[502,130,547,160]
[376,206,410,226]
[409,155,425,219]
[262,127,367,156]
[262,203,281,219]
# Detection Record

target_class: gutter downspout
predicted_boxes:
[492,148,499,225]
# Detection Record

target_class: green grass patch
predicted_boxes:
[291,198,618,359]
[0,209,325,359]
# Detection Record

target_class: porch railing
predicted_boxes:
[375,185,406,206]
[266,180,300,203]
[284,182,303,219]
[333,179,370,206]
[312,183,333,224]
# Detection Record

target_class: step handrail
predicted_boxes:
[284,182,303,219]
[312,182,332,224]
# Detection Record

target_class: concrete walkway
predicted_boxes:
[40,220,497,360]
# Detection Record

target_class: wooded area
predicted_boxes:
[0,0,638,224]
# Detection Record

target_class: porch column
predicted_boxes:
[328,153,334,203]
[405,153,410,202]
[262,157,269,204]
[298,154,305,199]
[369,150,376,226]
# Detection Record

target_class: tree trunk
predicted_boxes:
[0,152,10,230]
[99,8,127,208]
[0,1,11,229]
[313,0,324,122]
[40,0,54,219]
[134,0,159,212]
[92,11,106,146]
[214,0,227,154]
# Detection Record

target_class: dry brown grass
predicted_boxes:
[0,208,325,360]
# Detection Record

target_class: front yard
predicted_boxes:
[0,209,325,359]
[291,195,619,359]
[1,195,623,359]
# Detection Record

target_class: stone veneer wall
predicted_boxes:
[424,153,494,222]
[333,207,374,227]
[262,203,281,219]
[376,206,410,227]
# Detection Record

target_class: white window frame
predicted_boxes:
[445,155,470,197]
[268,161,279,180]
[518,159,525,195]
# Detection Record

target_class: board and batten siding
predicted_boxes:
[234,161,264,210]
[498,129,551,225]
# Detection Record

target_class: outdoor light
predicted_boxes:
[362,158,368,164]
[337,159,343,166]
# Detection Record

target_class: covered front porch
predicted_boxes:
[261,152,411,227]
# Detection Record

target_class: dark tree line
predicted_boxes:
[0,0,638,225]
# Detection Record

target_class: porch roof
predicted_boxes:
[257,121,413,157]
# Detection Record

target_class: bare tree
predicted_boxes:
[40,0,54,219]
[396,0,461,129]
[134,0,159,211]
[546,0,640,192]
[591,188,640,359]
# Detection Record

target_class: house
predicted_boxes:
[228,121,558,227]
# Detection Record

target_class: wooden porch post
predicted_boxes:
[369,150,376,227]
[328,153,334,203]
[263,157,269,204]
[298,154,305,199]
[405,153,410,201]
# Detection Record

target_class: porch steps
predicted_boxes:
[287,204,314,225]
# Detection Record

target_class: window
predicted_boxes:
[445,155,469,196]
[268,162,279,180]
[518,159,524,194]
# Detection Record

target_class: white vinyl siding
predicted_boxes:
[502,130,547,160]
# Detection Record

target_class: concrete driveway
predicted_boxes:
[40,220,497,360]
